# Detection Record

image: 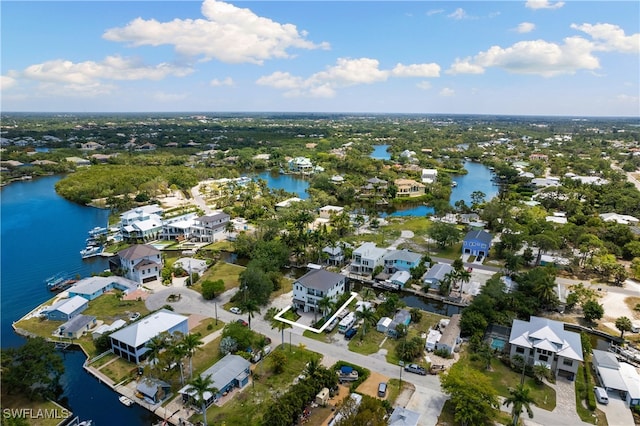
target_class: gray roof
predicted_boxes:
[464,230,492,245]
[109,309,188,348]
[69,276,138,295]
[118,244,160,260]
[592,349,619,369]
[384,249,422,264]
[61,314,96,334]
[137,378,170,398]
[296,269,345,292]
[438,314,461,348]
[180,353,250,399]
[389,406,421,426]
[423,263,453,282]
[45,295,88,315]
[196,212,230,223]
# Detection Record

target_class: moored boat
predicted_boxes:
[45,272,77,291]
[119,395,134,406]
[80,245,103,259]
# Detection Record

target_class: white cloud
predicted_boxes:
[571,23,640,54]
[103,0,329,65]
[152,92,189,102]
[258,58,441,98]
[525,0,565,10]
[1,75,17,91]
[427,9,444,16]
[391,63,440,78]
[15,56,192,85]
[447,37,600,77]
[210,77,234,87]
[417,81,432,90]
[448,8,469,20]
[515,22,536,34]
[439,88,455,97]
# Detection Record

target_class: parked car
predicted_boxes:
[404,363,427,375]
[344,328,357,340]
[377,382,387,397]
[230,307,242,314]
[129,312,140,321]
[236,319,248,327]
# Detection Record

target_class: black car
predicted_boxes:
[404,363,427,375]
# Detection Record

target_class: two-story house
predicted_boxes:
[112,244,163,284]
[119,205,164,242]
[462,230,492,258]
[350,242,387,276]
[359,177,388,199]
[508,316,583,378]
[383,249,422,274]
[394,179,426,198]
[421,168,438,184]
[161,212,199,241]
[191,212,230,243]
[288,157,314,174]
[292,269,347,313]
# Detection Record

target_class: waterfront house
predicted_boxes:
[92,319,126,339]
[173,257,208,275]
[388,270,411,288]
[292,269,347,314]
[109,309,189,363]
[394,179,426,198]
[462,230,492,258]
[322,245,345,266]
[191,212,230,243]
[68,276,139,301]
[350,242,387,276]
[42,295,89,321]
[435,314,461,355]
[179,353,251,408]
[592,349,640,407]
[161,212,199,241]
[421,169,438,184]
[319,205,344,220]
[136,378,171,404]
[383,249,422,274]
[288,157,314,174]
[119,205,164,242]
[57,314,97,339]
[111,244,163,284]
[359,177,388,199]
[387,309,411,337]
[508,316,583,378]
[422,263,454,290]
[376,317,392,334]
[426,329,442,352]
[275,197,303,210]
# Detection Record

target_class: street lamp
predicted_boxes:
[214,302,218,325]
[399,361,404,389]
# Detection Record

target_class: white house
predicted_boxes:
[421,169,438,184]
[319,205,344,220]
[119,205,164,242]
[113,244,163,284]
[191,212,230,243]
[42,296,89,321]
[288,157,314,174]
[426,329,442,352]
[162,212,199,241]
[592,349,640,407]
[68,276,139,301]
[435,314,461,355]
[109,309,189,363]
[599,213,640,226]
[350,242,387,275]
[508,316,583,377]
[292,269,347,314]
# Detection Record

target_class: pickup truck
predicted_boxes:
[404,364,427,375]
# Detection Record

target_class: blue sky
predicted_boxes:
[1,1,638,116]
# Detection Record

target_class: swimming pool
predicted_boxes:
[491,338,506,351]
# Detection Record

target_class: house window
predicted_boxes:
[516,347,525,354]
[563,359,573,367]
[539,355,549,362]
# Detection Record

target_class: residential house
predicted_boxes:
[421,169,438,184]
[529,153,548,161]
[288,157,314,174]
[376,317,393,334]
[350,242,387,276]
[109,309,189,363]
[42,296,89,321]
[508,316,583,377]
[388,407,421,426]
[191,212,231,243]
[275,197,303,210]
[57,314,97,339]
[383,249,422,274]
[92,319,126,339]
[322,245,345,266]
[173,258,208,275]
[68,276,139,301]
[388,270,410,288]
[161,212,198,241]
[179,353,251,408]
[599,213,640,226]
[80,141,104,150]
[394,179,426,198]
[592,349,640,407]
[292,269,347,314]
[422,263,454,290]
[111,244,163,284]
[331,175,344,185]
[387,309,411,337]
[435,314,461,355]
[359,177,388,199]
[462,230,492,258]
[119,205,164,242]
[426,329,442,351]
[458,213,480,224]
[136,378,171,404]
[319,205,344,220]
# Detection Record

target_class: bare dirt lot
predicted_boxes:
[356,371,391,400]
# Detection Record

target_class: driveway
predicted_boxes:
[599,392,635,426]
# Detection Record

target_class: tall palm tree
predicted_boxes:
[360,287,376,302]
[317,296,334,318]
[355,305,377,339]
[270,315,292,349]
[241,299,260,329]
[182,333,204,379]
[144,335,166,364]
[503,384,535,426]
[170,344,187,386]
[456,269,471,296]
[189,375,218,426]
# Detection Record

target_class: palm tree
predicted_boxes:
[360,287,376,302]
[355,305,377,339]
[189,375,218,426]
[240,299,260,329]
[439,272,455,297]
[170,344,188,385]
[317,296,335,318]
[455,269,471,296]
[144,335,166,364]
[615,316,633,339]
[182,333,204,379]
[503,384,535,426]
[270,315,292,349]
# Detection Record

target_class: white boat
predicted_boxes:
[80,245,103,259]
[119,395,134,406]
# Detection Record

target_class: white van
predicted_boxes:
[338,312,356,334]
[594,386,609,405]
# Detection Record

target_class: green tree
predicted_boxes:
[270,350,287,374]
[428,222,461,249]
[615,316,633,339]
[441,364,499,426]
[583,300,604,323]
[317,296,335,319]
[240,298,260,329]
[181,333,204,379]
[0,337,64,401]
[503,384,535,426]
[144,334,167,363]
[270,315,291,349]
[189,375,218,426]
[201,279,225,300]
[355,305,377,339]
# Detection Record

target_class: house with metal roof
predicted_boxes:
[383,249,422,274]
[387,309,411,338]
[56,314,97,339]
[462,230,493,258]
[422,263,454,290]
[435,314,461,355]
[292,269,347,313]
[42,295,89,321]
[109,309,189,363]
[191,212,231,243]
[178,353,251,408]
[68,276,139,301]
[110,244,163,284]
[136,378,171,405]
[350,242,387,276]
[592,349,640,407]
[508,316,583,378]
[118,205,164,242]
[389,406,421,426]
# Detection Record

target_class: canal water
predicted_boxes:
[371,144,391,160]
[0,176,157,425]
[256,171,309,199]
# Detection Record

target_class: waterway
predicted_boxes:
[371,144,391,160]
[0,176,156,425]
[256,170,309,199]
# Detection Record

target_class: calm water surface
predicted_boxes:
[371,145,391,160]
[256,171,309,199]
[0,176,156,425]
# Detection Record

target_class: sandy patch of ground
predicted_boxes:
[121,288,149,301]
[187,313,209,330]
[356,371,391,399]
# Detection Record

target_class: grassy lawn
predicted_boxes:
[382,310,446,365]
[99,357,138,384]
[349,329,386,355]
[83,293,150,321]
[191,338,223,377]
[303,329,333,343]
[271,276,294,300]
[189,318,225,338]
[194,261,245,293]
[429,242,464,260]
[0,391,69,426]
[14,317,60,338]
[88,352,118,368]
[385,216,431,236]
[436,396,515,426]
[193,345,320,426]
